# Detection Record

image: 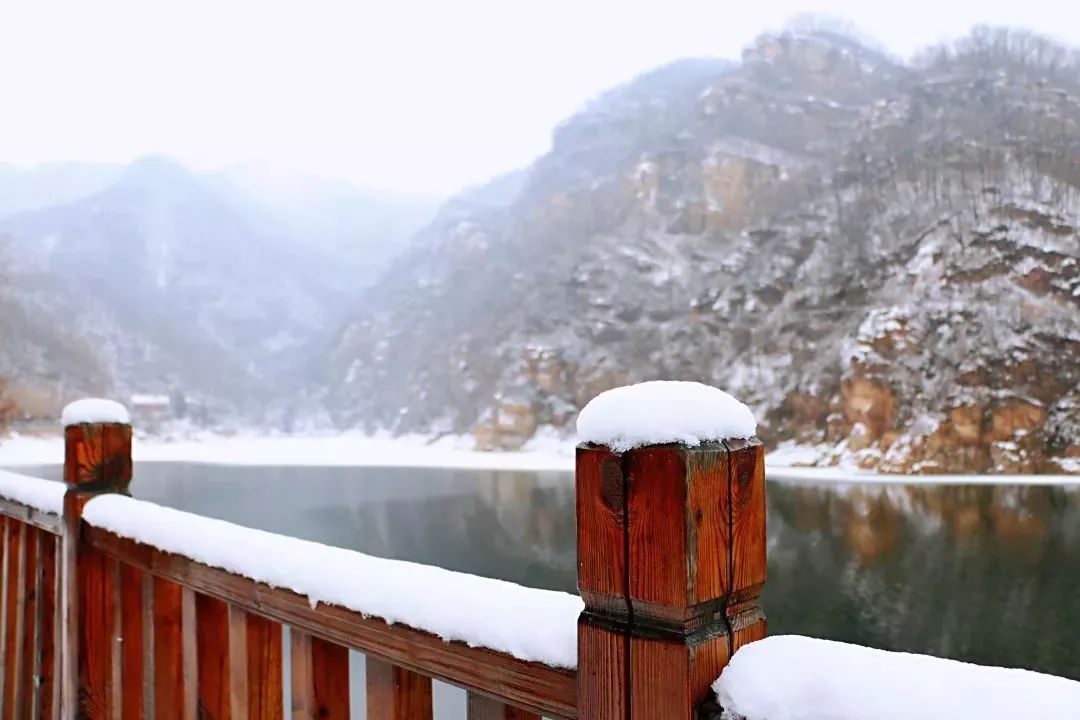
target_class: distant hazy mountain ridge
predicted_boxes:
[0,157,437,425]
[329,27,1080,473]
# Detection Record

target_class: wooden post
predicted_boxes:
[61,405,133,719]
[576,438,767,720]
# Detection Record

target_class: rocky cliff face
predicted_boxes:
[329,28,1080,473]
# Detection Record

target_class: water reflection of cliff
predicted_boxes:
[764,483,1080,680]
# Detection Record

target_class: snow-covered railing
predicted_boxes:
[0,385,769,719]
[0,468,64,718]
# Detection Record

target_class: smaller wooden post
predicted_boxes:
[576,438,767,720]
[60,400,132,720]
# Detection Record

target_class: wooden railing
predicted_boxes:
[0,407,766,719]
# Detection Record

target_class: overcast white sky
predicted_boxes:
[2,0,1079,194]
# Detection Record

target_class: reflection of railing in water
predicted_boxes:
[0,407,768,719]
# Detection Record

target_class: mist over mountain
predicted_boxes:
[327,26,1080,473]
[0,156,438,424]
[0,162,123,216]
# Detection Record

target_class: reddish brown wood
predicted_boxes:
[86,527,577,719]
[119,563,144,720]
[39,531,59,720]
[292,628,350,720]
[63,417,133,720]
[576,445,626,616]
[196,593,231,719]
[467,692,542,719]
[246,614,283,720]
[725,439,767,608]
[153,576,186,720]
[3,519,25,719]
[576,439,767,720]
[576,620,625,720]
[0,518,8,707]
[64,422,133,493]
[76,544,115,718]
[227,606,248,718]
[23,528,42,718]
[366,656,432,719]
[182,588,198,720]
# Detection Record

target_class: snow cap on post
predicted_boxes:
[61,398,131,427]
[576,380,756,451]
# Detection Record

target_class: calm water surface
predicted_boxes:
[16,463,1080,709]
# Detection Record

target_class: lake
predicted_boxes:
[12,462,1080,713]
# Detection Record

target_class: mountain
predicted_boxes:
[0,157,436,424]
[212,165,439,295]
[327,27,1080,473]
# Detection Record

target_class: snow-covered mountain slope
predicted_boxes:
[328,28,1080,473]
[0,157,435,424]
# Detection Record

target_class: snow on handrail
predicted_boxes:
[82,494,583,669]
[713,635,1080,720]
[0,468,64,515]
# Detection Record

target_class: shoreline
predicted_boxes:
[0,432,1076,485]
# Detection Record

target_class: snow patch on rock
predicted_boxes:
[576,381,756,452]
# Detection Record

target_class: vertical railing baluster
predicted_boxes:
[5,519,26,717]
[466,691,541,719]
[118,563,144,720]
[152,577,186,720]
[291,629,349,720]
[246,614,283,719]
[195,593,231,718]
[366,657,432,719]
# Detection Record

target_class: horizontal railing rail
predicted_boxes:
[83,518,578,719]
[0,399,768,718]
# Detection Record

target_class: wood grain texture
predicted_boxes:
[153,577,186,720]
[77,544,115,719]
[366,657,433,720]
[4,519,26,719]
[0,519,8,708]
[196,593,231,720]
[576,440,768,720]
[118,564,144,720]
[39,532,59,720]
[629,637,689,720]
[466,692,541,719]
[24,528,42,718]
[62,417,133,720]
[182,588,198,720]
[724,439,766,608]
[227,606,248,719]
[686,447,732,607]
[86,527,577,719]
[576,445,626,614]
[291,628,349,720]
[111,559,123,720]
[63,423,132,492]
[576,620,625,720]
[625,446,689,610]
[246,614,283,720]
